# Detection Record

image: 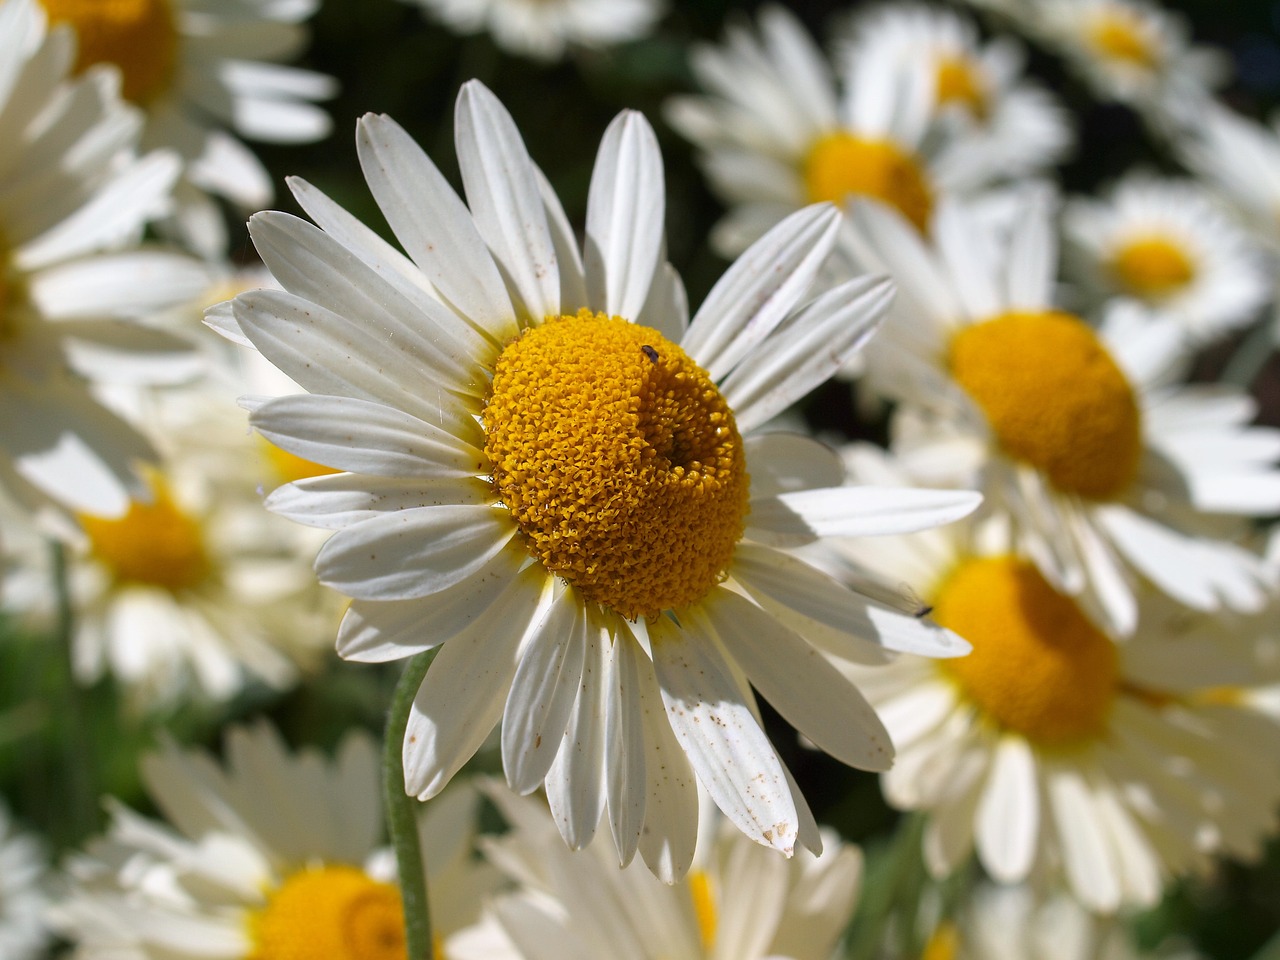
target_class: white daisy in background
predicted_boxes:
[217,79,981,879]
[1032,0,1227,127]
[403,0,665,63]
[842,189,1280,637]
[37,0,337,258]
[0,800,50,960]
[0,0,210,522]
[1063,174,1270,346]
[812,445,1280,913]
[449,783,861,960]
[834,4,1072,190]
[665,5,990,257]
[922,883,1203,960]
[49,722,500,960]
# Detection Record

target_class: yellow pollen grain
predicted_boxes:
[247,866,406,960]
[1087,10,1159,69]
[935,56,989,119]
[948,310,1142,501]
[79,472,211,592]
[935,556,1119,747]
[1109,235,1195,298]
[41,0,179,104]
[483,310,749,621]
[921,921,960,960]
[260,435,342,488]
[802,132,933,233]
[687,869,717,951]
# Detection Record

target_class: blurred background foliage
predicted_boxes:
[5,0,1280,956]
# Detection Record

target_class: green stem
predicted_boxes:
[1251,928,1280,960]
[49,539,97,845]
[845,812,927,960]
[1221,314,1276,391]
[384,650,438,960]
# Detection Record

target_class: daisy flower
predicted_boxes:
[1063,174,1269,346]
[923,883,1203,960]
[49,722,499,960]
[843,189,1280,636]
[449,783,861,960]
[1032,0,1227,125]
[816,446,1280,912]
[218,79,981,878]
[834,4,1072,189]
[664,5,989,257]
[0,0,209,520]
[0,800,50,960]
[37,0,337,257]
[403,0,665,63]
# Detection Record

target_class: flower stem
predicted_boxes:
[384,649,438,959]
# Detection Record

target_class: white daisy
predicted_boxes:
[925,883,1203,960]
[1032,0,1227,126]
[449,783,861,960]
[843,188,1280,636]
[1063,173,1270,346]
[664,5,989,257]
[834,4,1072,189]
[218,79,981,878]
[0,800,49,960]
[404,0,664,63]
[49,722,499,960]
[0,0,210,521]
[37,0,337,257]
[817,445,1280,913]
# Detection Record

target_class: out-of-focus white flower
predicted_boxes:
[0,800,49,960]
[49,722,501,959]
[218,79,981,879]
[450,783,861,960]
[404,0,664,62]
[1064,174,1270,346]
[815,445,1280,913]
[843,188,1280,637]
[37,0,336,257]
[0,0,210,522]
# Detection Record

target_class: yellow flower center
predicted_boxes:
[40,0,179,104]
[484,310,749,621]
[948,310,1142,500]
[921,921,960,960]
[935,556,1119,747]
[935,56,989,120]
[247,866,406,960]
[803,133,933,233]
[1109,235,1195,298]
[79,474,211,591]
[1086,9,1159,69]
[260,436,342,488]
[687,869,718,951]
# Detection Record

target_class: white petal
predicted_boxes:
[744,432,844,498]
[315,505,515,600]
[606,632,648,866]
[747,486,982,544]
[975,736,1039,882]
[1002,187,1058,310]
[266,473,489,530]
[649,614,798,855]
[584,110,665,321]
[545,619,607,850]
[1045,764,1121,912]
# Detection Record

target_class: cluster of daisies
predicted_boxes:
[2,0,1279,958]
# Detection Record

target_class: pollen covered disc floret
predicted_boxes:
[803,133,934,233]
[947,310,1142,500]
[248,865,406,960]
[484,309,749,621]
[40,0,179,104]
[934,555,1119,746]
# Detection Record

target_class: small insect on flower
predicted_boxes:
[641,344,659,364]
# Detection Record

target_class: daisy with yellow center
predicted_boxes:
[842,189,1280,637]
[833,4,1071,189]
[220,80,981,878]
[819,450,1280,912]
[0,0,214,520]
[49,724,498,960]
[36,0,336,257]
[1035,0,1227,120]
[447,783,861,960]
[1064,174,1269,346]
[664,6,989,256]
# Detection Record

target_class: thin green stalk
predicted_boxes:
[845,812,927,960]
[384,649,438,960]
[1221,315,1276,390]
[1251,928,1280,960]
[49,539,97,843]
